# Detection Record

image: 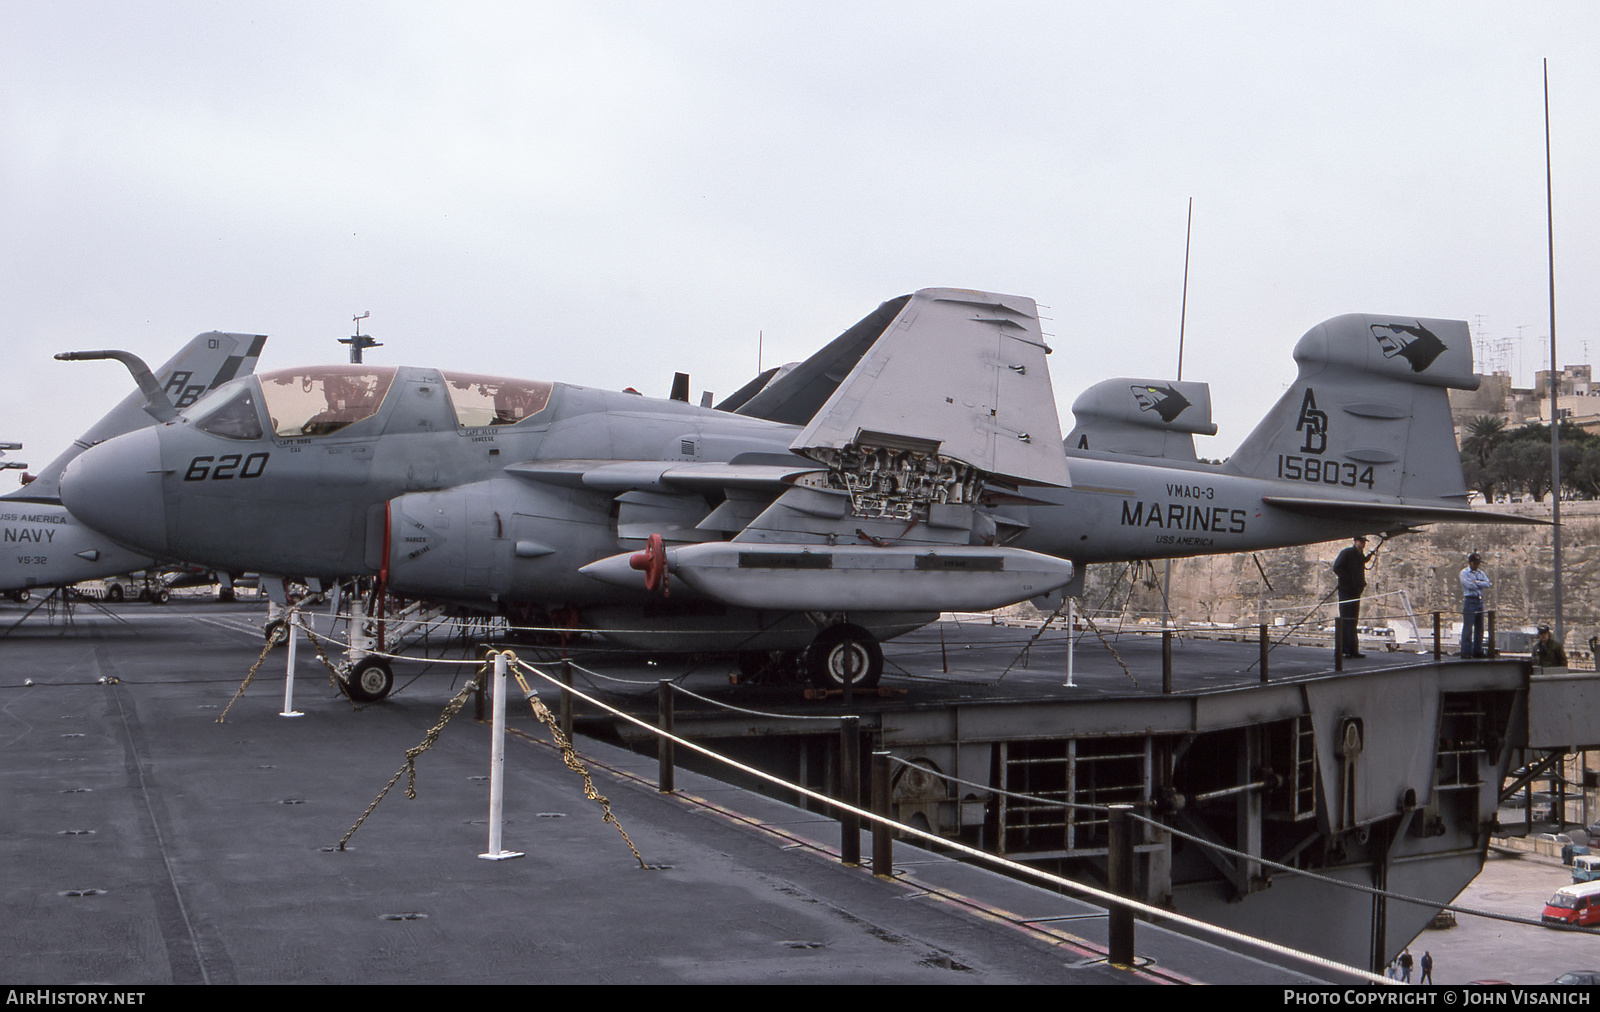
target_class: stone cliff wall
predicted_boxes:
[1077,502,1598,650]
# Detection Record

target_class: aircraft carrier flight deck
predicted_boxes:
[2,597,1362,986]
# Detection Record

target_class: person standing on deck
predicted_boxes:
[1460,553,1491,658]
[1332,535,1371,659]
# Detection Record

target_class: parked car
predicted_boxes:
[1553,971,1600,985]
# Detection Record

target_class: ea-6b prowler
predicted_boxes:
[58,290,1077,697]
[57,288,1531,701]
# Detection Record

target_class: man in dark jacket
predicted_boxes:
[1533,625,1568,668]
[1332,535,1370,658]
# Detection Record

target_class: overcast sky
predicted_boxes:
[3,1,1596,477]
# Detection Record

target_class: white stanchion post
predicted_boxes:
[480,651,524,861]
[280,607,304,717]
[1065,597,1076,688]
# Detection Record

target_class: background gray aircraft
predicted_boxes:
[54,289,1528,700]
[1014,313,1541,579]
[1,332,265,601]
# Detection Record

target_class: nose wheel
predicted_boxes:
[343,656,395,702]
[806,624,883,690]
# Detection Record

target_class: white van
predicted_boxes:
[1573,854,1600,884]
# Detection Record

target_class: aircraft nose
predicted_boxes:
[59,427,169,555]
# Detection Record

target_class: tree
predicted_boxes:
[1475,421,1600,501]
[1489,439,1551,501]
[1460,415,1509,500]
[1462,415,1507,467]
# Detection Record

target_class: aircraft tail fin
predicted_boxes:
[6,331,267,502]
[1222,314,1475,504]
[1065,377,1217,462]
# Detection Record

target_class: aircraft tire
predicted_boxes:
[806,624,883,690]
[345,657,394,703]
[151,588,170,605]
[9,589,30,603]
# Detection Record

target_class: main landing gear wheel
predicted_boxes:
[806,624,883,690]
[344,657,394,703]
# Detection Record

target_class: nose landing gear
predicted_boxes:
[343,656,395,703]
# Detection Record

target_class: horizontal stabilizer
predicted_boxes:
[1261,496,1551,527]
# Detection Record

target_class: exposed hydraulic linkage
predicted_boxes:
[808,442,980,521]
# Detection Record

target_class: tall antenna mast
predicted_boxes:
[1177,197,1193,381]
[1163,198,1194,630]
[1543,59,1564,641]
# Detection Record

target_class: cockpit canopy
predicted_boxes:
[181,366,555,440]
[192,382,264,440]
[259,366,397,437]
[441,372,552,427]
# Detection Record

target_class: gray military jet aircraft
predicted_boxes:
[57,289,1076,698]
[54,289,1526,700]
[2,332,265,600]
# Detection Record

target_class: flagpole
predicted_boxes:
[1162,198,1194,632]
[1544,59,1564,642]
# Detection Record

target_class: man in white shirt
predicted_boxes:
[1460,552,1491,658]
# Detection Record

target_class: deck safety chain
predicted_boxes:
[997,593,1070,680]
[294,620,359,698]
[334,666,485,851]
[1246,587,1339,671]
[1072,608,1141,688]
[216,620,289,722]
[506,655,649,870]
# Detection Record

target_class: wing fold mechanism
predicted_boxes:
[579,288,1079,613]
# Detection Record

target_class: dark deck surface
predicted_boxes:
[507,612,1446,732]
[1,597,1358,984]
